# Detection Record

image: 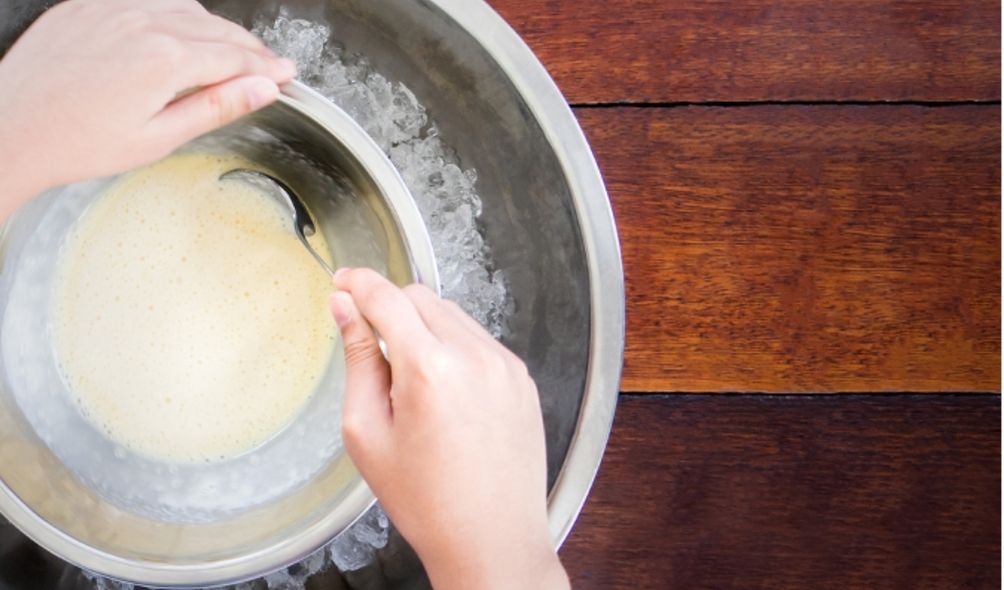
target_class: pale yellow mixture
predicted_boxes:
[52,153,337,464]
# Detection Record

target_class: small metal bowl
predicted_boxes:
[0,81,438,587]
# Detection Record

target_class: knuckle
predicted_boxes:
[475,343,525,379]
[343,337,381,367]
[402,284,426,298]
[147,37,185,71]
[205,88,239,127]
[207,13,233,30]
[47,1,79,20]
[411,348,453,384]
[239,50,262,73]
[369,283,403,311]
[467,338,502,363]
[354,268,385,286]
[526,374,540,396]
[180,0,209,12]
[345,268,385,297]
[482,349,509,375]
[341,422,370,461]
[341,412,366,444]
[444,299,473,322]
[402,283,436,306]
[116,9,155,32]
[512,357,533,382]
[499,344,527,369]
[443,299,466,315]
[215,15,260,45]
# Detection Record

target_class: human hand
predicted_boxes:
[0,0,295,215]
[330,269,569,590]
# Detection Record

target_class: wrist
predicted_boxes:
[418,537,569,590]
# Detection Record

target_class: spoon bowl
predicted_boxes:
[220,168,336,277]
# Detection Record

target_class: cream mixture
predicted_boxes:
[51,153,337,464]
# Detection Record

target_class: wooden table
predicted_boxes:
[487,1,1002,588]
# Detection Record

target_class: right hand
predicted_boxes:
[330,268,570,590]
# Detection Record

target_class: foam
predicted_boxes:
[51,153,337,464]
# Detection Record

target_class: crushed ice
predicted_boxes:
[258,13,510,335]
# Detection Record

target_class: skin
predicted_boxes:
[0,0,570,587]
[331,270,569,590]
[0,0,295,214]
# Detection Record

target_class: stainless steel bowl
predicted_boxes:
[0,0,624,588]
[0,83,437,586]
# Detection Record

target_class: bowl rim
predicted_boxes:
[0,82,438,587]
[278,82,442,295]
[438,0,625,548]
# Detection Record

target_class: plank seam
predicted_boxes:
[616,392,1003,399]
[572,99,1002,109]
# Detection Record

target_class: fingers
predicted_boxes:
[121,0,207,14]
[403,284,529,377]
[330,292,393,458]
[181,42,296,89]
[147,75,279,150]
[91,0,207,16]
[333,269,439,357]
[402,284,496,346]
[155,13,272,55]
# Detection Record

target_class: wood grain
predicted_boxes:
[488,0,1001,104]
[560,394,1001,589]
[577,105,1002,393]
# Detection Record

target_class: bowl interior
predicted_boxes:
[0,94,433,574]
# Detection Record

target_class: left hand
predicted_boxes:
[0,0,295,214]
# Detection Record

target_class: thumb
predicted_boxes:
[148,75,279,148]
[330,291,393,459]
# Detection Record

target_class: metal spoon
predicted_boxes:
[220,169,335,277]
[221,169,392,357]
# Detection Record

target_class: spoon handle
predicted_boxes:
[300,235,336,278]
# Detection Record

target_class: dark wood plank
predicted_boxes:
[560,394,1001,589]
[489,0,1001,104]
[578,105,1001,393]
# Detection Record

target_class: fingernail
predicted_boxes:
[247,79,279,110]
[333,267,351,287]
[330,292,353,328]
[261,46,277,58]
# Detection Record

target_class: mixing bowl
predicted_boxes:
[0,82,438,586]
[0,0,625,588]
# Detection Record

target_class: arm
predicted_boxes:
[0,0,295,222]
[331,268,571,590]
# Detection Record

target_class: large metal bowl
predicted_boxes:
[0,0,624,587]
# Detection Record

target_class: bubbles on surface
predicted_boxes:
[52,153,336,465]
